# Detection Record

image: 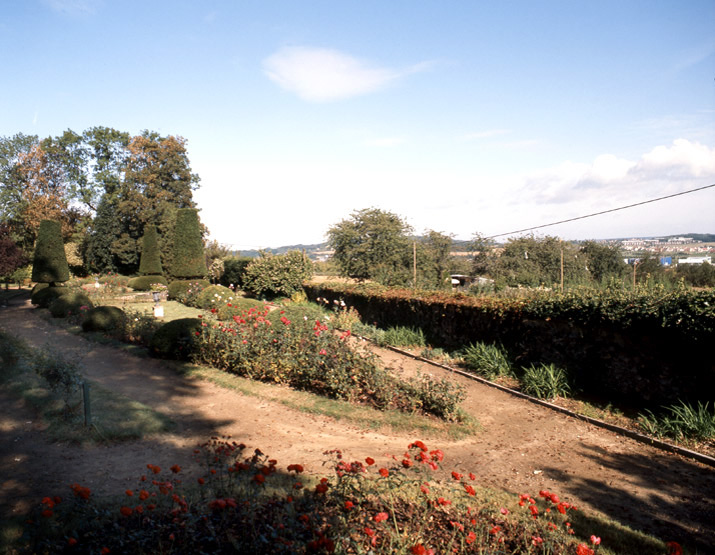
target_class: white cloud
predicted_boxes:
[263,46,430,102]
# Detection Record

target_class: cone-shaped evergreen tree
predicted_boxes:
[138,224,164,276]
[170,208,206,279]
[32,220,70,284]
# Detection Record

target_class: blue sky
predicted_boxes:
[2,1,714,248]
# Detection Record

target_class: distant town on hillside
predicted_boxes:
[234,233,715,261]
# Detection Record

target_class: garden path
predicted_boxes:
[0,294,713,551]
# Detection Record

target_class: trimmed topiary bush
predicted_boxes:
[31,285,70,308]
[32,220,70,285]
[170,208,206,279]
[128,275,168,291]
[82,306,127,334]
[48,290,93,318]
[138,224,164,276]
[149,318,203,360]
[195,285,236,310]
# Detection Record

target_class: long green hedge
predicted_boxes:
[304,282,715,407]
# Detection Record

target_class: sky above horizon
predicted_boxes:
[2,0,714,249]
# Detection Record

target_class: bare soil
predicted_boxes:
[1,293,714,550]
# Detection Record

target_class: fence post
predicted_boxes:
[82,381,91,426]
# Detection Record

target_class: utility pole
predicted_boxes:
[560,246,564,293]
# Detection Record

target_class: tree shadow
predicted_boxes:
[542,442,715,552]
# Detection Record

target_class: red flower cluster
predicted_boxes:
[70,483,91,500]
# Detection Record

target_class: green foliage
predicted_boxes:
[214,297,266,321]
[194,284,237,310]
[167,279,210,305]
[520,363,571,400]
[416,229,454,289]
[675,262,715,287]
[639,401,715,442]
[378,326,427,347]
[242,250,313,298]
[127,275,168,291]
[124,309,162,346]
[327,207,412,286]
[170,208,206,279]
[579,241,628,282]
[461,342,512,379]
[489,235,588,288]
[0,228,28,279]
[48,290,93,318]
[138,224,163,276]
[219,256,253,288]
[82,306,127,334]
[31,285,70,308]
[149,317,203,359]
[32,220,70,284]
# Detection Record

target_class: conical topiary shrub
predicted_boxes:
[138,224,163,276]
[170,208,206,279]
[32,220,69,285]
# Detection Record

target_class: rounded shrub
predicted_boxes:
[216,298,267,321]
[82,306,127,334]
[195,285,236,310]
[48,290,93,318]
[128,275,168,291]
[31,285,70,308]
[30,282,49,298]
[167,279,210,305]
[149,318,203,360]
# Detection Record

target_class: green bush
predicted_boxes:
[195,284,236,310]
[215,298,267,321]
[32,220,70,284]
[138,224,164,276]
[98,274,131,287]
[520,363,571,400]
[149,318,203,360]
[124,309,162,346]
[167,279,210,305]
[461,342,512,379]
[48,291,94,318]
[242,251,313,298]
[219,256,253,288]
[31,285,71,308]
[170,208,206,279]
[378,326,426,348]
[82,306,127,335]
[31,347,83,415]
[128,275,168,291]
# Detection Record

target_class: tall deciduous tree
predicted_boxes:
[32,220,69,285]
[0,133,39,244]
[579,241,627,283]
[416,230,453,289]
[327,208,412,286]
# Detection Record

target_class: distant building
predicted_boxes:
[677,256,712,265]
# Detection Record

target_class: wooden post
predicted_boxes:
[413,241,417,287]
[82,381,91,426]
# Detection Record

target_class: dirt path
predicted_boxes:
[1,295,714,550]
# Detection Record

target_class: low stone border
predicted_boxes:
[377,341,715,469]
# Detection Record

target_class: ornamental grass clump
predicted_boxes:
[193,306,465,420]
[460,341,513,380]
[22,438,670,554]
[520,363,571,400]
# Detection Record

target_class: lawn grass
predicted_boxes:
[0,331,173,445]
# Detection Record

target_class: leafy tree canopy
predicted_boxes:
[327,208,412,286]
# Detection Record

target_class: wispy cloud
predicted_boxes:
[43,0,100,16]
[263,46,432,102]
[32,110,38,125]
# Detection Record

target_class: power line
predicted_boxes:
[486,183,715,239]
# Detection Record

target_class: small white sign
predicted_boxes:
[154,305,164,318]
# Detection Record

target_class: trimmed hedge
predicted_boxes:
[167,280,211,303]
[149,318,203,359]
[304,282,715,407]
[48,290,94,318]
[31,285,71,308]
[128,275,168,291]
[82,306,127,334]
[195,285,236,310]
[32,220,69,284]
[171,208,206,279]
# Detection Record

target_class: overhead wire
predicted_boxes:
[485,182,715,239]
